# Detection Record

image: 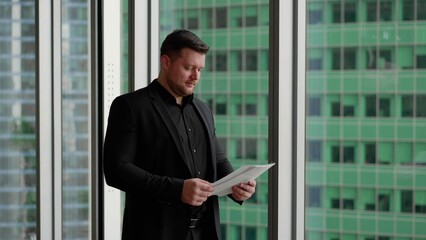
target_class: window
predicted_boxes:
[308,140,322,162]
[365,95,391,117]
[308,2,323,24]
[331,102,341,116]
[380,1,392,21]
[0,5,12,19]
[331,101,355,117]
[220,224,227,240]
[401,190,413,213]
[379,98,390,117]
[308,48,323,70]
[187,17,198,29]
[365,95,376,117]
[343,199,354,210]
[308,58,322,70]
[403,0,414,21]
[216,7,227,28]
[245,226,257,240]
[246,138,258,160]
[343,146,355,163]
[331,198,340,209]
[418,1,426,20]
[367,1,392,22]
[400,94,425,118]
[331,145,355,163]
[244,103,256,116]
[246,50,258,71]
[332,145,340,163]
[415,191,426,213]
[308,96,321,116]
[417,55,426,69]
[216,51,228,71]
[245,6,258,27]
[343,105,354,116]
[344,48,356,69]
[366,2,377,22]
[402,95,414,117]
[417,95,426,117]
[332,2,356,23]
[365,143,376,164]
[366,48,393,69]
[21,23,35,36]
[331,48,341,70]
[331,47,357,70]
[378,142,393,164]
[332,3,341,23]
[378,194,390,212]
[308,186,322,207]
[234,50,243,71]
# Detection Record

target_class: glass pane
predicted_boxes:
[159,1,269,239]
[62,0,91,238]
[0,1,37,239]
[306,0,426,239]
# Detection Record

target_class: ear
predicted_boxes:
[160,55,170,71]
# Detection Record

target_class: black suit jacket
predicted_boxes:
[103,80,235,240]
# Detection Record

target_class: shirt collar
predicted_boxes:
[152,79,194,107]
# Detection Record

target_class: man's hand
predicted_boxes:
[231,180,256,201]
[181,178,214,206]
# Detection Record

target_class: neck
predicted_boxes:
[157,77,182,105]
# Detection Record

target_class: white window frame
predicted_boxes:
[268,0,306,239]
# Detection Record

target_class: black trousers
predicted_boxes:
[185,206,217,240]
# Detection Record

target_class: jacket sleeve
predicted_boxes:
[103,95,183,202]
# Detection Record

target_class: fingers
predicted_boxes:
[231,180,256,201]
[181,178,214,206]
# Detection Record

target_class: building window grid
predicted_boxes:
[307,0,426,239]
[174,3,268,30]
[309,0,426,24]
[306,45,426,71]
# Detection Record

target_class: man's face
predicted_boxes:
[161,48,205,99]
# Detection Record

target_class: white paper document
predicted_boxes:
[212,163,275,196]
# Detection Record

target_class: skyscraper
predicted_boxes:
[0,1,37,239]
[306,0,426,239]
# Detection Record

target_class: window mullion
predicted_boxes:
[37,0,54,239]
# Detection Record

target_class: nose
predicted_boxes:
[191,69,200,80]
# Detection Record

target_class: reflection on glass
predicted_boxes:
[62,0,91,238]
[159,0,269,239]
[0,1,37,239]
[306,0,426,239]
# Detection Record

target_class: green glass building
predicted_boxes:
[306,0,426,239]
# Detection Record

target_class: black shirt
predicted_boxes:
[153,80,212,181]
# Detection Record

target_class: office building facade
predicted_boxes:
[306,0,426,239]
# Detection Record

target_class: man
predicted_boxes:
[103,29,256,240]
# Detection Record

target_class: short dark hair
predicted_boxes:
[160,29,209,57]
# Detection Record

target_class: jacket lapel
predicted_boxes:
[193,100,217,180]
[148,83,195,176]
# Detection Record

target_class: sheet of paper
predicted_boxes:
[212,163,275,196]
